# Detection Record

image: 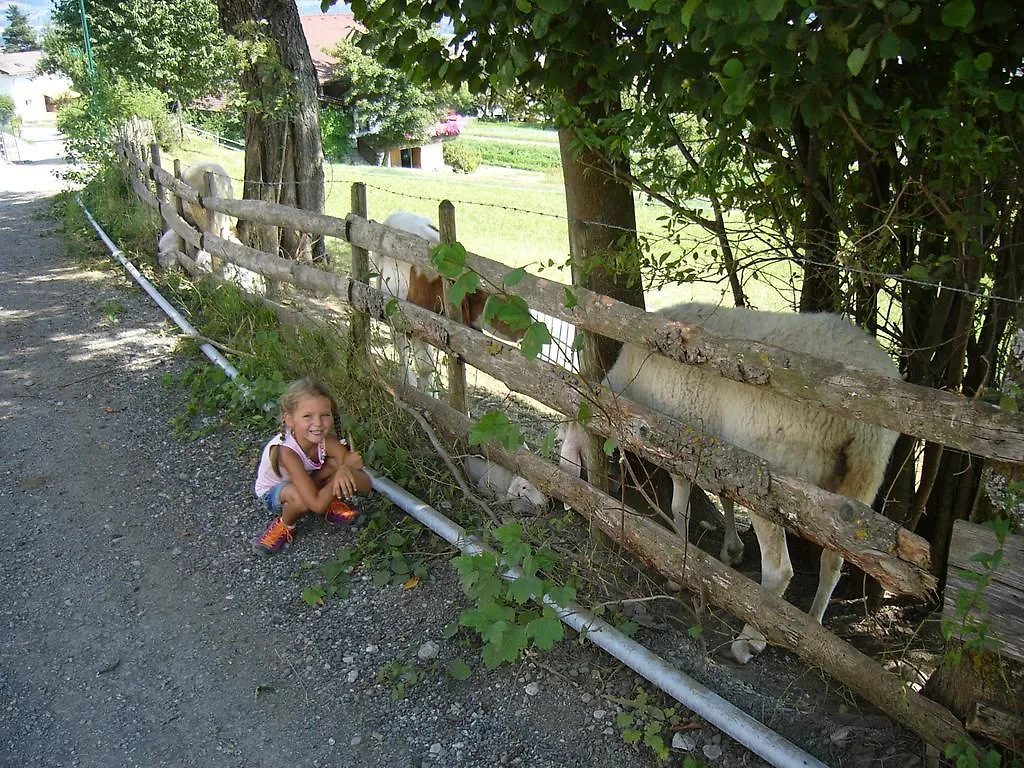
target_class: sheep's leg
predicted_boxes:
[670,474,693,540]
[391,327,420,388]
[558,423,585,479]
[729,515,793,664]
[409,337,436,391]
[718,497,745,566]
[808,548,843,624]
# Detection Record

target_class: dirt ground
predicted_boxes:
[0,129,933,768]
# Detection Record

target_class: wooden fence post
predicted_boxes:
[349,182,371,360]
[170,159,186,257]
[439,200,467,415]
[202,169,221,273]
[149,142,164,205]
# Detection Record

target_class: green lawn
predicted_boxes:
[459,118,560,145]
[164,135,798,312]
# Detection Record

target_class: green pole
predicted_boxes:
[77,0,99,119]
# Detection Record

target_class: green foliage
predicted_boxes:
[429,240,552,368]
[442,141,481,173]
[0,94,16,125]
[42,0,231,106]
[944,735,1008,768]
[226,20,300,121]
[2,5,37,52]
[188,107,245,144]
[57,78,177,178]
[302,546,360,606]
[326,36,455,147]
[320,105,355,161]
[452,522,573,668]
[456,137,561,172]
[376,650,475,700]
[611,687,692,764]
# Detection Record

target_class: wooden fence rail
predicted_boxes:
[394,382,970,753]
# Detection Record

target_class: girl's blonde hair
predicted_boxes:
[277,377,337,439]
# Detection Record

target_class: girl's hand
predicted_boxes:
[333,465,358,499]
[344,450,364,470]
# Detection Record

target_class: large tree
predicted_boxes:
[217,0,325,262]
[43,0,230,105]
[354,0,1024,563]
[2,5,37,52]
[347,0,647,364]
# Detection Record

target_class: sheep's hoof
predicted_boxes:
[719,540,745,567]
[723,627,766,665]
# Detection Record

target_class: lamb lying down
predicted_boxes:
[463,455,547,510]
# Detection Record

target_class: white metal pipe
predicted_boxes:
[76,197,828,768]
[76,195,242,382]
[366,468,830,768]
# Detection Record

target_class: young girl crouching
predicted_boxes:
[252,377,372,556]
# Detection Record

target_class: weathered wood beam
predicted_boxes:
[343,280,934,597]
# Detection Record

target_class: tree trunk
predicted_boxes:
[217,0,325,262]
[558,88,646,500]
[793,122,840,313]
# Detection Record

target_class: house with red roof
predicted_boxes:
[299,13,361,93]
[300,13,449,170]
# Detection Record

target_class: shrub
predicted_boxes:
[443,141,481,173]
[320,105,355,161]
[0,94,14,125]
[57,78,177,182]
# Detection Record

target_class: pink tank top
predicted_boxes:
[254,431,326,497]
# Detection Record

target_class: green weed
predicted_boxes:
[453,521,575,669]
[100,299,126,322]
[611,687,699,765]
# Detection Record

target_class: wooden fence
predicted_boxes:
[114,140,1024,752]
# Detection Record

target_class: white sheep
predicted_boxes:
[157,161,265,295]
[559,301,900,664]
[179,160,237,242]
[373,211,443,388]
[463,455,548,509]
[373,211,527,389]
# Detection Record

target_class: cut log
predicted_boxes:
[967,701,1024,750]
[944,520,1024,663]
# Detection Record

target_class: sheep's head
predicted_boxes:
[507,475,547,508]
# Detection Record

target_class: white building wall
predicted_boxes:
[0,73,73,119]
[420,141,445,171]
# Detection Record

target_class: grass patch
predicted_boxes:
[160,135,800,311]
[460,118,559,145]
[454,137,561,173]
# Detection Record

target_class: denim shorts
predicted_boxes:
[259,481,288,514]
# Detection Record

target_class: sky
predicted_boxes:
[1,0,50,29]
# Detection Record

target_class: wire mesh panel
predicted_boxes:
[531,309,578,374]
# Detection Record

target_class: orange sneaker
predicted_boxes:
[252,517,293,556]
[326,498,361,526]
